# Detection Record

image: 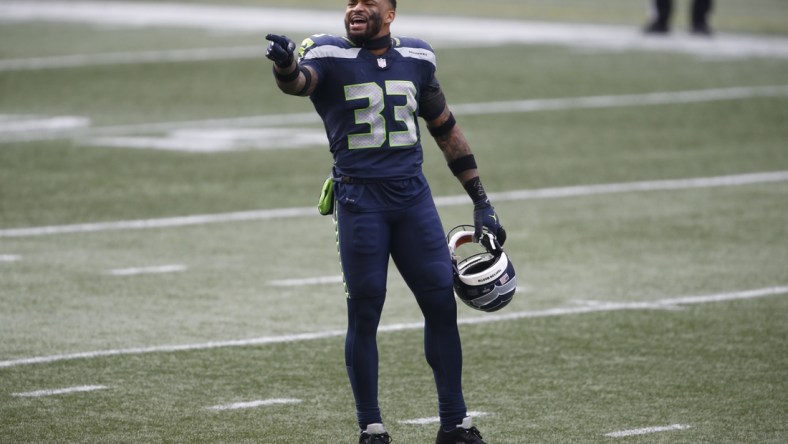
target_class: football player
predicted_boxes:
[265,1,505,443]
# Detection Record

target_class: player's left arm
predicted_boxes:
[422,87,507,244]
[427,106,474,181]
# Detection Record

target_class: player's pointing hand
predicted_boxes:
[265,34,296,67]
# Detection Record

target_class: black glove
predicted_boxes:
[473,200,507,245]
[464,176,506,244]
[265,34,296,68]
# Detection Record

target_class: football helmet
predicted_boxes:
[447,225,516,312]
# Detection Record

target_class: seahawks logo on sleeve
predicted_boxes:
[298,35,319,61]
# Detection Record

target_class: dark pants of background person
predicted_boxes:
[647,0,714,34]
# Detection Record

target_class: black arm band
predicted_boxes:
[428,112,456,138]
[419,86,447,121]
[448,154,477,176]
[273,65,299,83]
[296,66,313,96]
[463,176,489,206]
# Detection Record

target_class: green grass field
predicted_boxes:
[1,1,787,442]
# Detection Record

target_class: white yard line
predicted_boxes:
[269,276,344,287]
[107,264,187,276]
[1,85,786,144]
[2,1,787,60]
[204,398,302,411]
[0,114,90,132]
[0,286,785,369]
[0,254,22,262]
[0,46,263,72]
[0,207,316,237]
[438,170,788,206]
[399,411,490,425]
[451,85,788,115]
[605,424,692,438]
[2,170,786,238]
[11,385,108,397]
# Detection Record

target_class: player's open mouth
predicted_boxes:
[349,16,368,31]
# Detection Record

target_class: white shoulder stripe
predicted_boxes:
[394,47,436,66]
[303,45,361,60]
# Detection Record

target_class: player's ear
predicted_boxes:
[385,9,395,24]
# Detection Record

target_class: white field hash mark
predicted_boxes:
[205,398,302,411]
[0,286,785,369]
[605,424,691,437]
[2,170,787,238]
[12,385,108,397]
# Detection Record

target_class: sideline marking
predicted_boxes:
[2,85,787,143]
[107,264,187,276]
[204,398,302,411]
[2,170,787,238]
[12,385,108,397]
[1,286,785,369]
[2,1,788,60]
[605,424,691,437]
[399,411,490,425]
[0,254,22,262]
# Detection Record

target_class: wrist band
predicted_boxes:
[448,154,477,176]
[463,176,489,205]
[273,65,299,83]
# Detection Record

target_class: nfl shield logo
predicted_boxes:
[377,58,387,69]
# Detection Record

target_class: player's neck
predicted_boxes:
[361,33,392,55]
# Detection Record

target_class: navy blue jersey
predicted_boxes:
[299,34,440,184]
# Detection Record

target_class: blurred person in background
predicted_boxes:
[644,0,714,35]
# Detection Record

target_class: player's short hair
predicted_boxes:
[389,0,397,10]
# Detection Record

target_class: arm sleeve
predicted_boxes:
[418,75,447,121]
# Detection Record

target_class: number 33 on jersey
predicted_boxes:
[298,34,441,180]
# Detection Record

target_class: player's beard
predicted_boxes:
[345,11,384,45]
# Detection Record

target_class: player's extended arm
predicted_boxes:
[427,106,507,244]
[265,34,318,97]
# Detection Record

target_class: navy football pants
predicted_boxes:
[336,192,467,431]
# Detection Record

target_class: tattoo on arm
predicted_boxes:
[428,107,477,183]
[429,107,471,160]
[435,126,472,162]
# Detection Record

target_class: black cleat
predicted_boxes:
[644,21,670,34]
[359,423,392,444]
[691,23,713,35]
[435,417,486,444]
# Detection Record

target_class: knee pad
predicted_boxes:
[347,295,386,335]
[345,271,387,300]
